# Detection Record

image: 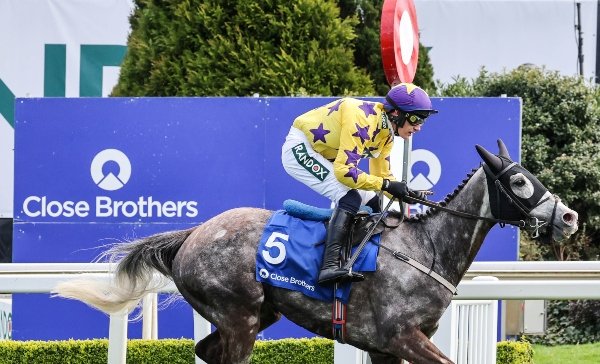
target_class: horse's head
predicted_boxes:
[476,139,578,242]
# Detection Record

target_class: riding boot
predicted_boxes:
[318,208,365,285]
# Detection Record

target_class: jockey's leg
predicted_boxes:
[366,194,382,213]
[318,190,364,285]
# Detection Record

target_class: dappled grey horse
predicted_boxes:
[54,140,578,364]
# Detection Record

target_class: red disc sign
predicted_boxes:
[380,0,419,85]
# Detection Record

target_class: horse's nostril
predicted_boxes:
[563,212,576,224]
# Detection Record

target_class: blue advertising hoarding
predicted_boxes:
[14,96,521,340]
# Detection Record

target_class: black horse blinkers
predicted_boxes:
[476,141,556,239]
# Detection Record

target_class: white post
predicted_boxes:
[431,303,454,357]
[193,311,212,364]
[471,276,499,364]
[142,293,158,339]
[334,342,365,364]
[432,276,500,364]
[108,309,129,364]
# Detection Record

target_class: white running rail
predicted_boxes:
[0,262,599,364]
[432,277,499,364]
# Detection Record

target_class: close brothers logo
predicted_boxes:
[21,148,199,218]
[90,149,131,191]
[259,269,269,279]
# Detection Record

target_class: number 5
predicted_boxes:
[262,232,288,265]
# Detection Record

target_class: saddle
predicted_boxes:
[283,199,387,248]
[283,199,391,343]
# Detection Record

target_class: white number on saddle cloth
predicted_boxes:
[262,232,288,265]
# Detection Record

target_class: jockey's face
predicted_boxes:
[392,111,423,140]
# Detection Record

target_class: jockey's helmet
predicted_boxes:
[383,83,438,127]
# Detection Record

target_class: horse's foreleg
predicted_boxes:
[386,328,454,364]
[368,351,404,364]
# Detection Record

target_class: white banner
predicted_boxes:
[0,0,134,217]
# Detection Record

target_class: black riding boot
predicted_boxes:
[318,208,365,285]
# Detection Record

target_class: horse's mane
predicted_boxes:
[388,166,481,223]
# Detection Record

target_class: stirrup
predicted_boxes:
[318,268,364,285]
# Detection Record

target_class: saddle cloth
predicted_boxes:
[255,210,380,303]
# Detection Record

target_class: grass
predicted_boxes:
[532,342,600,364]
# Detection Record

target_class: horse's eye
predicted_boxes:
[514,179,526,187]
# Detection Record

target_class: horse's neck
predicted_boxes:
[429,167,495,284]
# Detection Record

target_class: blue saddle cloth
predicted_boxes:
[256,209,380,303]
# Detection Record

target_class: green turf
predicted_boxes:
[532,342,600,364]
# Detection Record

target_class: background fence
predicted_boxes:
[1,261,599,364]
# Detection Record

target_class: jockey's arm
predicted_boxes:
[333,118,388,191]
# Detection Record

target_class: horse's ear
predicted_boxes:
[497,139,511,159]
[476,144,503,171]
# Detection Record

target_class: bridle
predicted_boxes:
[406,162,559,239]
[369,159,560,295]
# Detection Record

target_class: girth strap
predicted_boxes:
[332,282,347,343]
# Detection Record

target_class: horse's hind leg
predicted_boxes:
[195,304,281,364]
[196,331,221,364]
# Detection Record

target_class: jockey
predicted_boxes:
[281,83,438,285]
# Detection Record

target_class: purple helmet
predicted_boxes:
[383,83,438,116]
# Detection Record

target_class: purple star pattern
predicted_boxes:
[344,167,361,183]
[327,100,343,115]
[353,124,370,144]
[309,123,330,143]
[344,147,361,166]
[359,102,377,117]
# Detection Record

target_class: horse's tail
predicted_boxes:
[52,227,194,315]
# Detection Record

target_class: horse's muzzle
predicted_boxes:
[552,207,579,242]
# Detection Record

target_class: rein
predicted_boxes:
[341,163,558,299]
[405,162,555,238]
[405,195,526,227]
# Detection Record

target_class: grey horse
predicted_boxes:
[54,140,578,364]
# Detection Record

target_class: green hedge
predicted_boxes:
[0,337,530,363]
[497,339,534,364]
[0,339,194,364]
[252,338,332,364]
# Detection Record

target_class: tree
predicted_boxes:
[112,0,374,97]
[337,0,435,95]
[439,66,600,261]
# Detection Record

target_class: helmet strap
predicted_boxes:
[387,111,405,136]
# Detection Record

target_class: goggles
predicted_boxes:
[384,94,433,127]
[403,112,427,126]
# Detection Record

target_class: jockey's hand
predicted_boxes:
[382,179,409,200]
[408,189,432,201]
